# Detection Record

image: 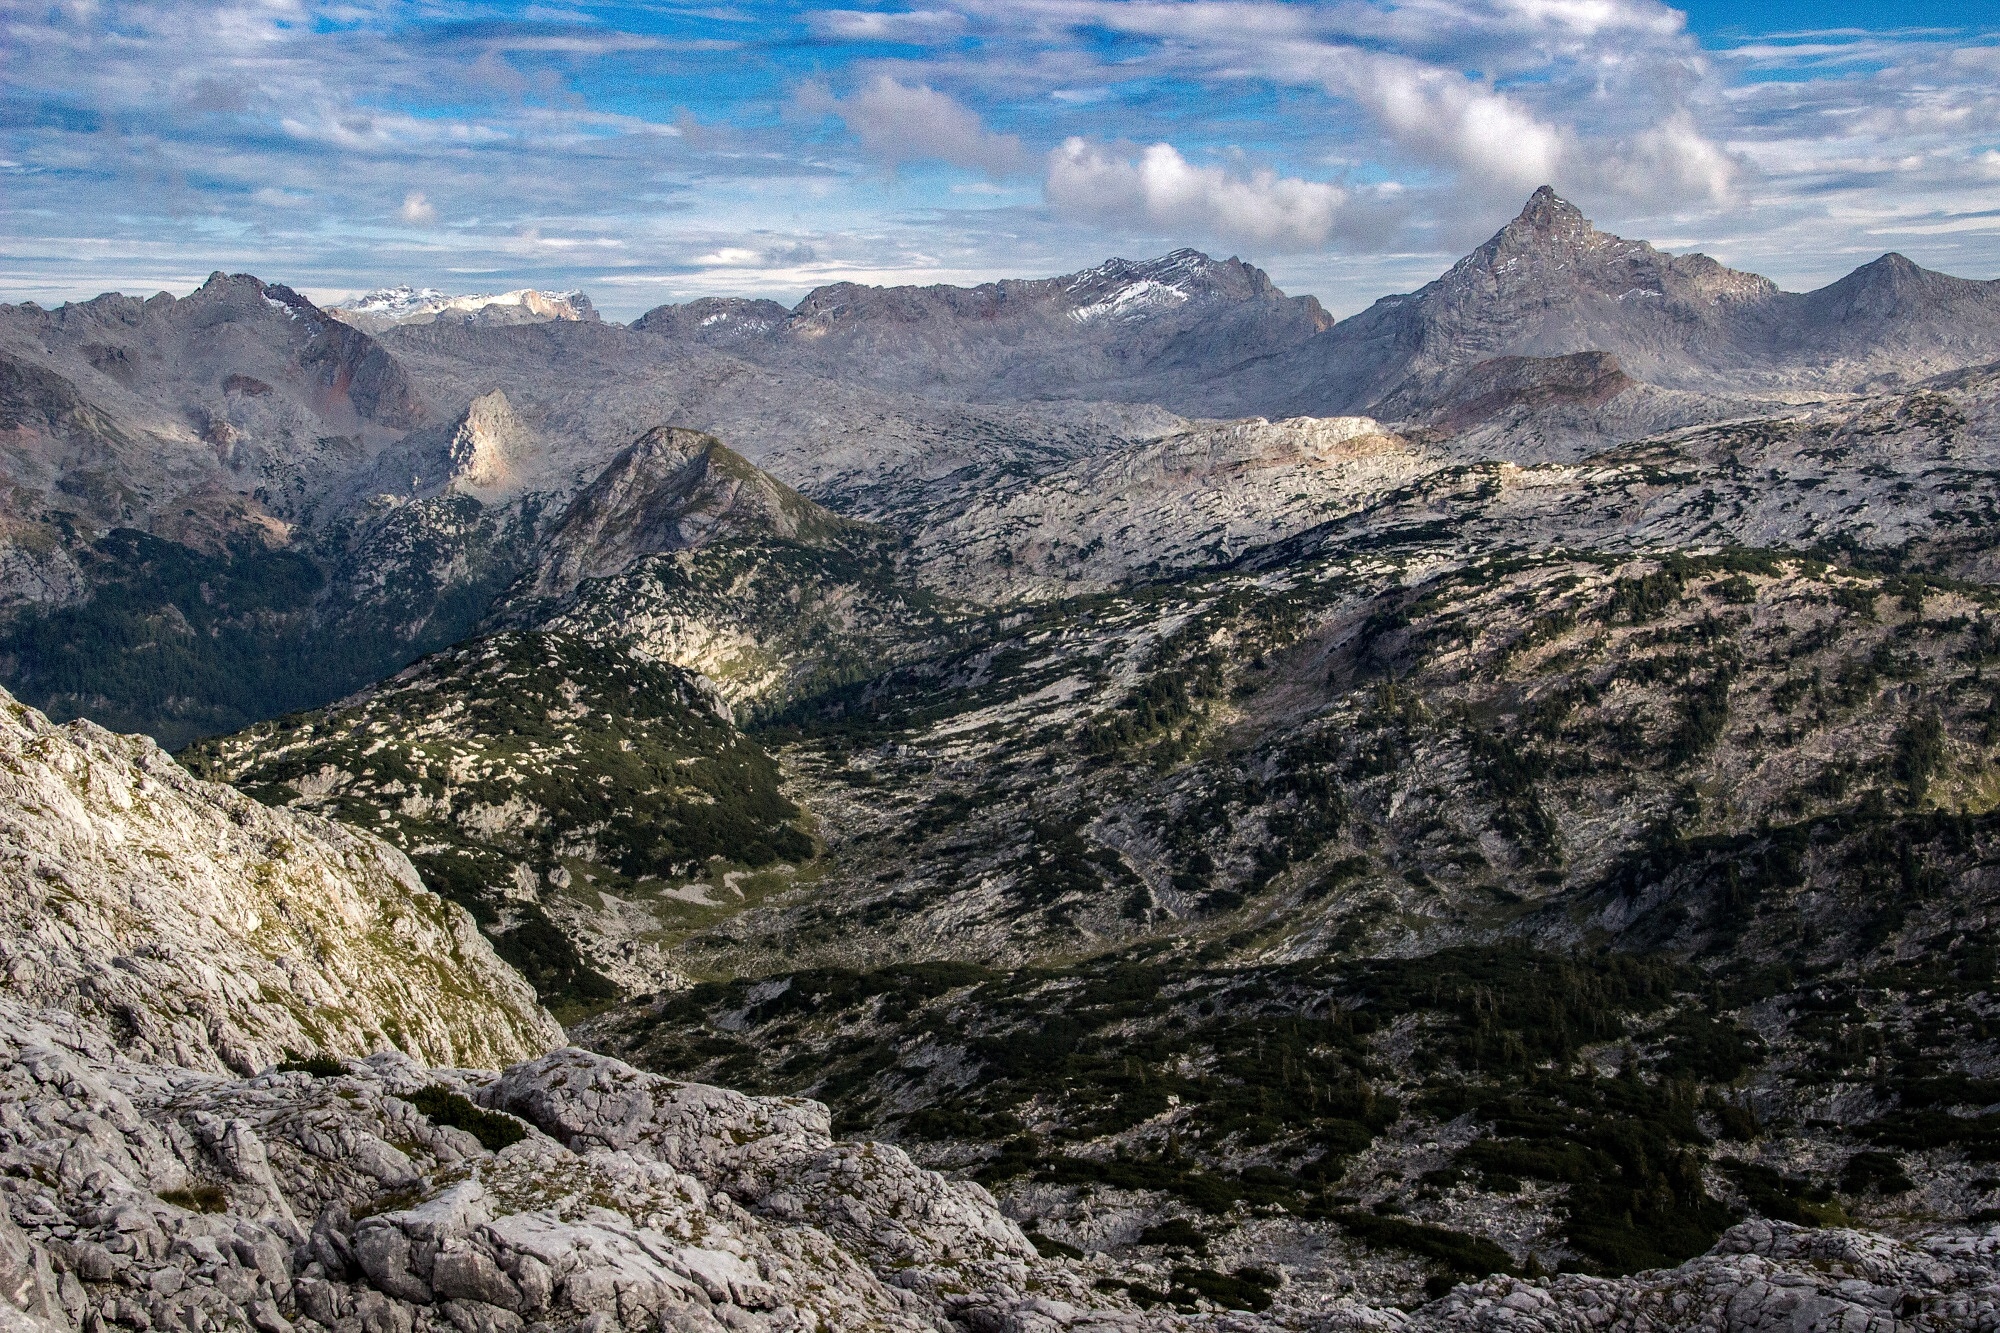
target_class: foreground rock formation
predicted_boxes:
[3,1006,1999,1333]
[0,687,559,1074]
[0,1007,1105,1333]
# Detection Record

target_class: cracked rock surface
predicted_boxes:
[0,688,560,1075]
[2,1006,1998,1333]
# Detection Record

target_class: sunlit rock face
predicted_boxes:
[0,684,562,1074]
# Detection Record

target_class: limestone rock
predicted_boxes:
[0,1013,1126,1333]
[0,685,561,1073]
[911,415,1434,600]
[445,392,535,501]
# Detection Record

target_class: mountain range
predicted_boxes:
[5,190,2000,1330]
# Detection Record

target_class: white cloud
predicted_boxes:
[811,9,966,42]
[1328,51,1568,191]
[1045,138,1349,250]
[399,191,437,225]
[1488,0,1685,40]
[809,76,1027,177]
[977,1,1745,214]
[1598,111,1740,203]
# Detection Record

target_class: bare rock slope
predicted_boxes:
[910,415,1434,601]
[0,685,560,1074]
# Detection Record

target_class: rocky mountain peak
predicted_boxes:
[628,295,792,340]
[1061,248,1298,324]
[445,388,533,499]
[1471,187,1645,274]
[522,425,853,604]
[1433,187,1776,312]
[182,271,328,325]
[1502,185,1595,245]
[1803,250,1972,323]
[1064,248,1225,323]
[1837,251,1931,295]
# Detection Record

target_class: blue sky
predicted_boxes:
[3,0,1998,318]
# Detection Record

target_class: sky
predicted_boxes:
[3,0,1999,320]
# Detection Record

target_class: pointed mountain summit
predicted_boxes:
[1435,185,1775,312]
[1500,184,1596,244]
[522,425,859,605]
[1806,251,1959,320]
[1229,185,2000,426]
[444,388,535,499]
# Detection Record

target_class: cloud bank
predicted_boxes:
[0,1,1993,317]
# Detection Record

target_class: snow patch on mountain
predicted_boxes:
[1067,278,1192,324]
[1064,249,1217,323]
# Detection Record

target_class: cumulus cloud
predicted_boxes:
[399,191,437,225]
[980,1,1737,213]
[1045,138,1349,250]
[806,75,1026,176]
[1328,52,1567,192]
[1595,111,1740,204]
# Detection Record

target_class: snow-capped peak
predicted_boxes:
[329,285,598,333]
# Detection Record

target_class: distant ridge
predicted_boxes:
[330,283,600,333]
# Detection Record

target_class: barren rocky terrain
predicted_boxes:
[8,190,2000,1329]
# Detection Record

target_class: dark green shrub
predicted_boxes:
[1138,1218,1209,1254]
[1028,1233,1082,1260]
[1720,1159,1841,1226]
[1170,1266,1277,1312]
[1330,1212,1514,1278]
[160,1185,228,1214]
[1842,1150,1914,1195]
[407,1086,529,1151]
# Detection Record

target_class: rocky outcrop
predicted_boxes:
[1407,1221,2000,1330]
[0,1009,1145,1333]
[484,1049,1043,1299]
[444,392,535,501]
[910,416,1434,600]
[0,685,560,1074]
